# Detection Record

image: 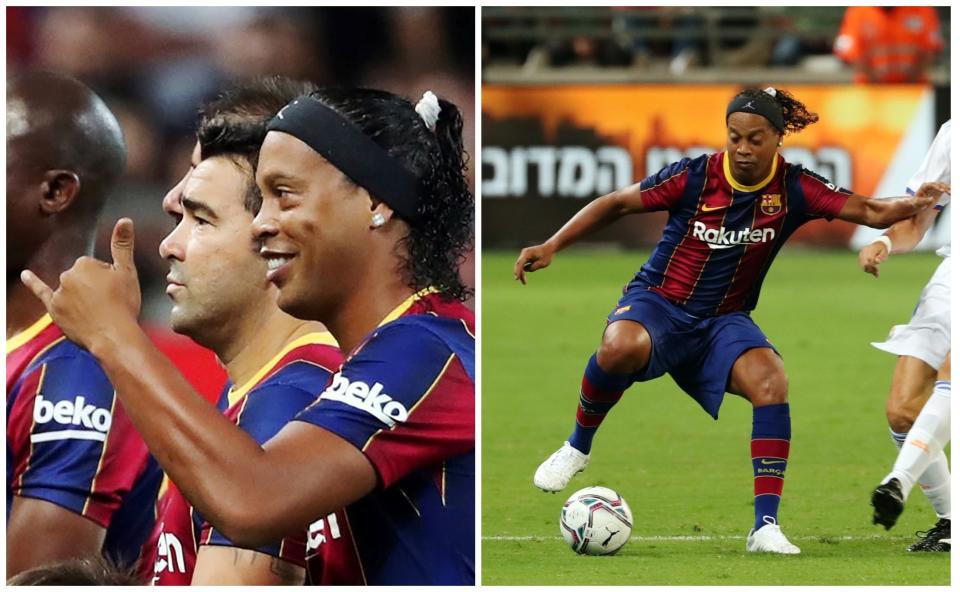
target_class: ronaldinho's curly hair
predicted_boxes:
[309,88,473,302]
[734,87,820,135]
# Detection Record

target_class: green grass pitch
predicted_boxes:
[481,248,949,585]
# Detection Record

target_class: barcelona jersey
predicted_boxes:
[143,332,345,585]
[635,152,852,317]
[7,314,162,568]
[295,290,475,585]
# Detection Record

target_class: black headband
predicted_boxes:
[726,92,784,133]
[266,97,421,223]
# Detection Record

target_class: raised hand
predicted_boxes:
[21,218,142,351]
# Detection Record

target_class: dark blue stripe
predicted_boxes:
[637,155,709,288]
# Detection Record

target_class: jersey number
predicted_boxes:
[307,513,342,551]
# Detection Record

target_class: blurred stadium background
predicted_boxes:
[481,5,950,251]
[7,5,475,317]
[481,6,950,586]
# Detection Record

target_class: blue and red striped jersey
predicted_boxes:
[295,290,475,585]
[143,332,345,585]
[7,314,161,568]
[635,151,851,316]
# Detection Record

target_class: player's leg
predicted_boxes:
[883,355,951,549]
[873,353,951,531]
[572,320,652,451]
[534,320,651,492]
[728,348,799,554]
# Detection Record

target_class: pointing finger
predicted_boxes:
[20,270,54,310]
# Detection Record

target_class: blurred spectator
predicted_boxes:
[834,6,943,84]
[766,7,844,67]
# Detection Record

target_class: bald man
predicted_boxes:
[7,71,161,576]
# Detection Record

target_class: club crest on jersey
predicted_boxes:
[760,193,782,215]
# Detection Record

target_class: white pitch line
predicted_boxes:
[484,534,916,542]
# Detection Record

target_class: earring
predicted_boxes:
[371,212,386,228]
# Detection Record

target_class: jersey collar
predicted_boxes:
[376,287,438,328]
[723,151,779,193]
[226,331,338,408]
[6,314,54,355]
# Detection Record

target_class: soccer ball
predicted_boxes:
[559,486,633,555]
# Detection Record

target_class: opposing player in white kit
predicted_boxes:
[859,120,951,551]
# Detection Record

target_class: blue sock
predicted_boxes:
[568,354,634,454]
[751,403,791,531]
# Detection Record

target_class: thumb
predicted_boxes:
[111,218,137,272]
[20,270,54,310]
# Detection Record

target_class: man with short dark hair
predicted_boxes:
[6,71,161,576]
[139,78,352,586]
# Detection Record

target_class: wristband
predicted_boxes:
[870,235,893,253]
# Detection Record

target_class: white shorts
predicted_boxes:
[872,257,951,370]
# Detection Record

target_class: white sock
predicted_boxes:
[890,428,952,519]
[885,381,951,498]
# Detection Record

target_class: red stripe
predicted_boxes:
[576,408,606,428]
[84,401,149,527]
[8,369,43,492]
[407,294,475,335]
[754,476,785,496]
[751,438,790,459]
[717,171,787,314]
[363,358,473,489]
[580,377,624,403]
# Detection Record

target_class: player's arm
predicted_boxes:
[7,352,139,577]
[22,220,376,549]
[858,205,941,277]
[514,182,649,284]
[190,382,320,584]
[191,546,304,586]
[87,325,374,549]
[835,181,947,228]
[7,497,105,577]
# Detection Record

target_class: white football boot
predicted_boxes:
[533,442,590,492]
[746,523,801,554]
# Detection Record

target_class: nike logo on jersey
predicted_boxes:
[701,203,728,212]
[320,372,410,426]
[32,394,112,441]
[692,221,776,250]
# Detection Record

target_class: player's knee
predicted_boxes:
[597,324,650,374]
[751,370,788,406]
[885,400,917,433]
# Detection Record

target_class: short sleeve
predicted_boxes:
[10,352,146,528]
[797,168,853,220]
[906,121,951,211]
[294,322,474,488]
[200,381,325,566]
[637,158,692,212]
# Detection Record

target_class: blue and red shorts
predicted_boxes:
[606,284,777,419]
